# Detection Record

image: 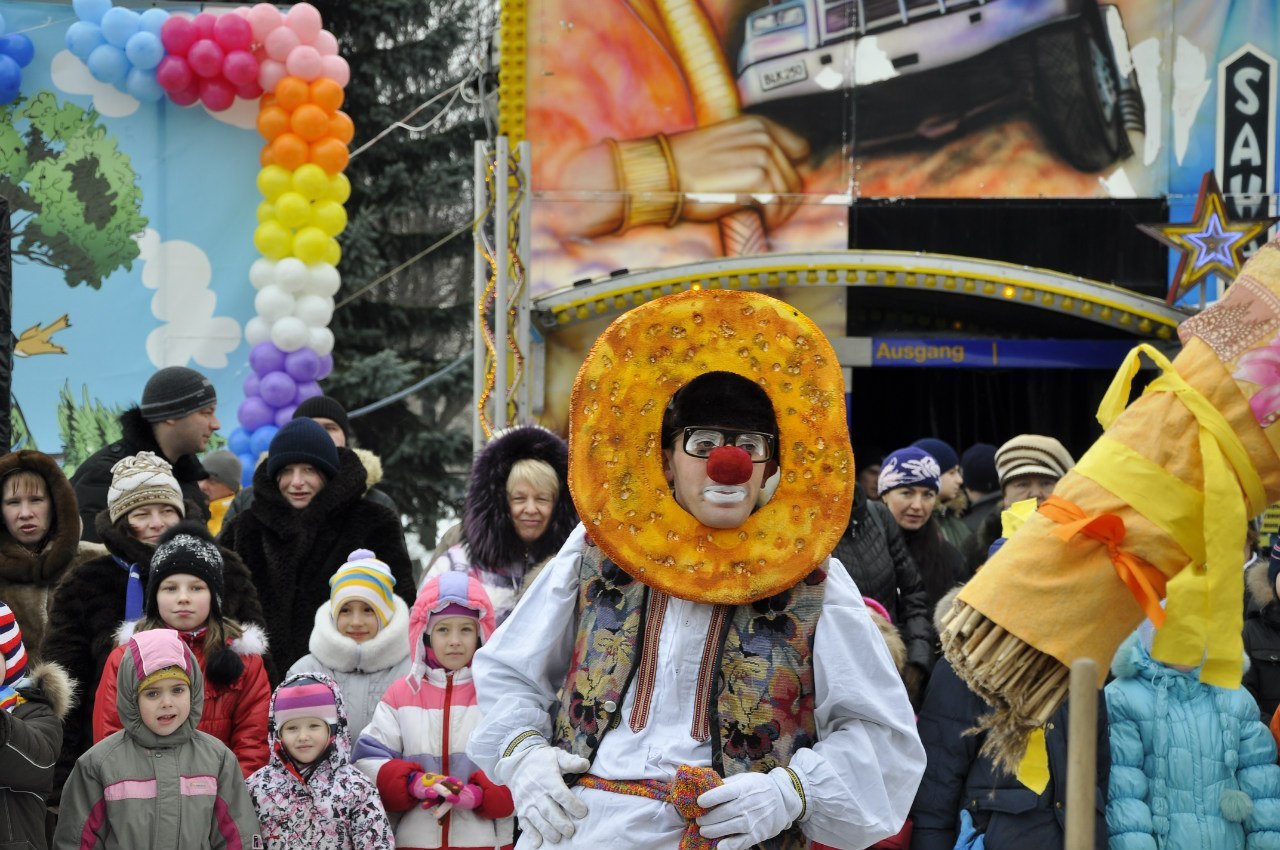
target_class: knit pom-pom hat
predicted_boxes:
[107,452,186,524]
[329,549,397,627]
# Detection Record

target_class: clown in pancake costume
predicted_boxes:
[468,290,924,850]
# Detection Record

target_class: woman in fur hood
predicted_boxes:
[0,450,102,661]
[421,424,578,625]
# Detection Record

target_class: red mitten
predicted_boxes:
[471,770,514,819]
[376,759,422,813]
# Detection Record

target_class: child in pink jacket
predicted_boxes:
[353,572,514,850]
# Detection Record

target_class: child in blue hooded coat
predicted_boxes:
[1105,617,1280,850]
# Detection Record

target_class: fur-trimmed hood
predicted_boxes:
[462,424,577,572]
[868,607,907,674]
[1247,558,1274,611]
[352,447,383,491]
[17,660,75,721]
[934,583,964,635]
[0,450,83,582]
[304,595,411,674]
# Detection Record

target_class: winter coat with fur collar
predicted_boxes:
[287,596,412,739]
[0,450,104,662]
[68,407,210,543]
[0,660,73,848]
[93,621,271,777]
[43,502,267,801]
[1243,559,1280,722]
[221,447,414,675]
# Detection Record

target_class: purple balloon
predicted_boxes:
[284,348,321,383]
[259,370,298,408]
[243,372,261,398]
[249,341,286,377]
[296,380,323,402]
[274,403,298,428]
[316,353,334,380]
[238,396,274,431]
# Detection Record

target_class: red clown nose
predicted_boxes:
[706,445,754,485]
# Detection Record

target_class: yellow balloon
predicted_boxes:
[327,172,351,204]
[292,163,330,201]
[254,222,293,260]
[256,201,276,225]
[293,226,329,265]
[325,238,341,266]
[274,192,312,229]
[257,165,292,202]
[311,200,348,237]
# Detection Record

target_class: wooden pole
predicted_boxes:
[1065,658,1099,850]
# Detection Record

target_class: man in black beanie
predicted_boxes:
[71,366,220,542]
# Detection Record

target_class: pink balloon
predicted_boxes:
[170,80,200,107]
[247,3,282,43]
[285,45,322,81]
[188,38,225,78]
[193,12,216,41]
[155,54,193,92]
[263,25,298,62]
[320,55,349,87]
[222,49,258,85]
[314,30,338,56]
[199,76,236,111]
[233,6,251,18]
[258,58,286,92]
[236,79,264,100]
[213,13,253,51]
[285,3,323,43]
[160,16,196,55]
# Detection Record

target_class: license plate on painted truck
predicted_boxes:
[760,61,807,91]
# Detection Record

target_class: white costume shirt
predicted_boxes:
[469,525,925,850]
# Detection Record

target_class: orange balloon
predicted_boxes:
[260,145,276,167]
[257,105,290,141]
[310,137,349,175]
[309,78,343,114]
[272,133,310,171]
[260,92,276,109]
[290,104,329,143]
[328,111,354,145]
[276,76,310,112]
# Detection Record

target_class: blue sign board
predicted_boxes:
[871,339,1140,369]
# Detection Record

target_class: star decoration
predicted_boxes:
[1139,171,1279,305]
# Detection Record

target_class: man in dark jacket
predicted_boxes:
[831,483,936,704]
[70,366,219,542]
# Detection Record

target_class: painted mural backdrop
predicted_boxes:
[525,0,1280,296]
[2,1,260,464]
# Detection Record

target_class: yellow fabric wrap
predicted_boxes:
[953,234,1280,691]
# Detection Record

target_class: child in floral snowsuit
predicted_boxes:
[247,673,393,849]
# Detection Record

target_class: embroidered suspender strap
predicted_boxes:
[690,605,730,741]
[630,589,669,732]
[577,765,723,849]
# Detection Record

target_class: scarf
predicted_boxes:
[0,678,27,713]
[114,556,145,621]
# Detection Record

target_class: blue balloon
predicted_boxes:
[100,7,140,49]
[0,35,34,69]
[228,427,252,456]
[65,21,104,61]
[124,67,163,103]
[72,0,112,26]
[124,31,163,71]
[0,11,6,35]
[138,8,169,36]
[237,453,256,487]
[85,43,127,86]
[249,424,279,457]
[0,55,19,106]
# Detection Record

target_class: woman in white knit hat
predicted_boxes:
[286,548,412,736]
[43,451,268,810]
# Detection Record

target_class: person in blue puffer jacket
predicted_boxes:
[1105,618,1280,850]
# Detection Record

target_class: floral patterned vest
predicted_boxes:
[551,543,824,850]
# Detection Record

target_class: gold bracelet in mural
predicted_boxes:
[615,135,679,232]
[655,132,683,227]
[605,138,631,236]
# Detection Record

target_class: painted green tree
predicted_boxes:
[56,382,123,476]
[0,92,147,288]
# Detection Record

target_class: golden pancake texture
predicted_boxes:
[568,289,854,604]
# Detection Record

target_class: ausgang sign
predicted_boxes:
[1217,45,1277,264]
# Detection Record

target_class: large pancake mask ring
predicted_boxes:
[568,289,855,605]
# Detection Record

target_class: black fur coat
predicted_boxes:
[220,446,413,676]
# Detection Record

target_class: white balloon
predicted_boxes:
[304,262,341,298]
[271,316,311,352]
[254,284,296,323]
[308,326,335,357]
[294,294,334,328]
[248,258,276,290]
[245,316,272,346]
[274,257,309,293]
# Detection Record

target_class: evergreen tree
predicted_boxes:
[311,0,492,542]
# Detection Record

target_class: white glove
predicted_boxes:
[496,741,591,848]
[695,769,802,850]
